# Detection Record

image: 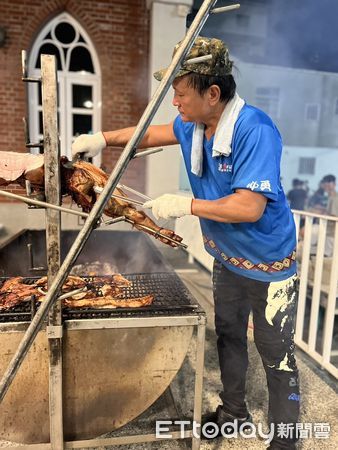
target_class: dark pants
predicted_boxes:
[213,260,300,449]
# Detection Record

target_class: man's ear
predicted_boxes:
[208,85,221,105]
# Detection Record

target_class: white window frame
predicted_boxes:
[66,75,100,152]
[27,12,102,166]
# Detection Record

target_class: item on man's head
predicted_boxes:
[153,36,233,81]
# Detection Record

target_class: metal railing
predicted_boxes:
[293,209,338,379]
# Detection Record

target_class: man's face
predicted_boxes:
[324,181,336,194]
[172,76,210,123]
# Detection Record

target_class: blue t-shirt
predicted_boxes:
[173,104,297,282]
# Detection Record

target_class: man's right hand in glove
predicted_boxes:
[71,132,107,158]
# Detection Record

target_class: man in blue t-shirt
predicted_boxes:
[72,37,299,450]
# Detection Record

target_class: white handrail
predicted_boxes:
[308,218,327,352]
[293,209,338,379]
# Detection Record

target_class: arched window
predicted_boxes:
[28,12,101,165]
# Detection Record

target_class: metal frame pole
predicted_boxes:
[40,54,64,449]
[0,0,222,403]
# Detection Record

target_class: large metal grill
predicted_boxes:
[0,272,202,323]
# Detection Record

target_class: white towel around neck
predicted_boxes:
[191,93,245,177]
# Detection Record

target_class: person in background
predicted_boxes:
[72,36,299,449]
[287,178,307,211]
[307,178,328,214]
[298,174,337,258]
[323,174,338,247]
[322,174,338,216]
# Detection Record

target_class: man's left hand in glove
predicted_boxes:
[143,194,192,220]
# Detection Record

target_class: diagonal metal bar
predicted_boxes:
[210,3,240,14]
[133,147,163,159]
[0,0,219,403]
[0,190,90,219]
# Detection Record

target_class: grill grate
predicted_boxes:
[0,273,202,322]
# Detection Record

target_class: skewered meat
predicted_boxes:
[62,158,182,247]
[0,152,183,247]
[0,275,154,310]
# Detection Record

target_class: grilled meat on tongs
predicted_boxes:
[61,158,183,247]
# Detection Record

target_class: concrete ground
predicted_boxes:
[117,244,337,450]
[95,244,337,450]
[0,226,337,449]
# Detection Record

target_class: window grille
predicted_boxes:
[298,157,316,175]
[334,98,338,115]
[305,103,320,121]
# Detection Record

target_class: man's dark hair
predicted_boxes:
[292,178,301,187]
[185,73,236,103]
[322,174,336,183]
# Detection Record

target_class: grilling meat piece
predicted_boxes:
[63,295,154,309]
[0,277,37,309]
[35,274,131,300]
[0,152,183,248]
[0,152,44,192]
[0,275,154,310]
[35,275,87,291]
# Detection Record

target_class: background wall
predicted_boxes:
[146,0,192,199]
[0,0,150,199]
[280,146,338,194]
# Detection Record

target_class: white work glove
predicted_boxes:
[143,194,192,220]
[71,132,107,158]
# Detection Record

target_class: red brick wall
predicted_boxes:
[0,0,149,201]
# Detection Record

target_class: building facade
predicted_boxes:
[0,0,150,198]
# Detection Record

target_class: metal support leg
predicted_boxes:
[192,318,206,450]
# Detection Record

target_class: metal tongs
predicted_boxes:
[62,152,86,169]
[124,217,187,249]
[93,184,149,207]
[94,184,187,249]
